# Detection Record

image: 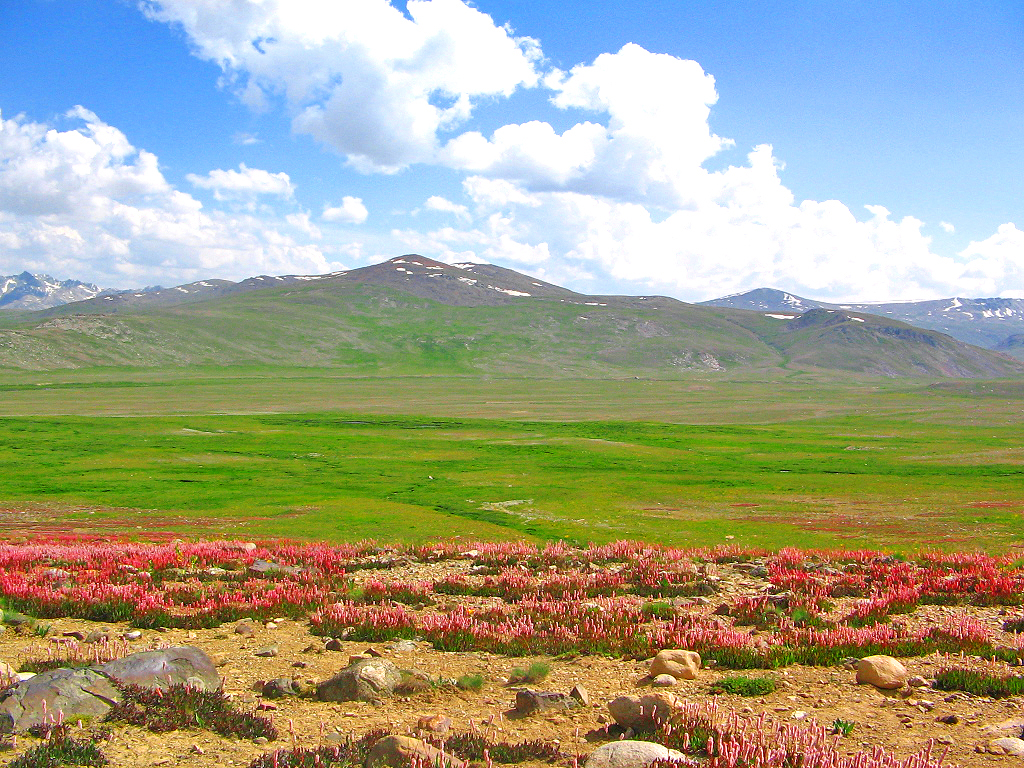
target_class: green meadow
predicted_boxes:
[0,371,1021,551]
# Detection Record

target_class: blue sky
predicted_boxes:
[0,0,1021,301]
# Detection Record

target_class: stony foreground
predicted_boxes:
[0,539,1022,767]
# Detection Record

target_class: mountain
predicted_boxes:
[0,272,117,310]
[0,256,1020,378]
[701,288,1024,360]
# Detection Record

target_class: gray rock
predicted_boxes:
[0,668,121,733]
[248,559,300,577]
[385,639,418,652]
[585,741,689,768]
[99,646,221,692]
[652,674,677,687]
[514,689,580,715]
[261,677,301,699]
[317,658,403,702]
[254,645,279,658]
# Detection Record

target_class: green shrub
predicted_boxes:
[507,661,550,685]
[456,673,485,692]
[708,675,776,696]
[831,719,855,736]
[641,601,676,620]
[934,668,1024,698]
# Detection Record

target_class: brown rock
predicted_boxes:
[607,693,679,730]
[365,735,465,768]
[649,650,701,680]
[855,656,907,689]
[569,684,590,706]
[416,714,452,734]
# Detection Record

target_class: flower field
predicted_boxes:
[2,538,1022,669]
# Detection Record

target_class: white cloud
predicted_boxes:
[232,132,261,146]
[0,108,338,286]
[423,195,470,221]
[322,196,368,224]
[187,163,294,200]
[939,221,955,233]
[441,44,730,208]
[141,0,541,172]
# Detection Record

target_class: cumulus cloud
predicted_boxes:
[0,108,337,286]
[141,0,541,171]
[38,2,1024,301]
[187,163,294,200]
[423,195,470,221]
[322,196,368,224]
[939,221,955,233]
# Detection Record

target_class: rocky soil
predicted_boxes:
[0,556,1022,768]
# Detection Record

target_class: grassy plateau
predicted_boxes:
[0,369,1021,551]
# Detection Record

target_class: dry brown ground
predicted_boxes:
[1,559,1023,768]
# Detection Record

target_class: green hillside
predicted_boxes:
[0,257,1019,379]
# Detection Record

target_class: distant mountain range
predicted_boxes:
[701,287,1024,356]
[0,272,123,310]
[0,257,1020,378]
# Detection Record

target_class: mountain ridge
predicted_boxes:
[0,257,1020,378]
[701,287,1024,358]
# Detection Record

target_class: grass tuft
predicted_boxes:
[933,667,1024,698]
[507,661,550,686]
[709,675,777,696]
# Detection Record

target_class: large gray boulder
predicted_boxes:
[0,668,122,733]
[317,658,403,702]
[585,741,690,768]
[99,646,220,692]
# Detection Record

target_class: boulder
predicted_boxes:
[0,668,121,733]
[855,656,907,690]
[99,646,221,692]
[514,690,580,715]
[365,735,465,768]
[989,738,1024,757]
[608,693,679,730]
[649,650,701,680]
[585,741,689,768]
[317,658,403,702]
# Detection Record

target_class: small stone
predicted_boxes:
[254,737,269,745]
[416,714,452,733]
[265,622,277,630]
[651,674,677,687]
[936,714,959,725]
[364,647,384,658]
[569,684,590,706]
[325,638,344,651]
[907,676,929,688]
[254,645,279,658]
[123,630,142,641]
[791,711,807,720]
[234,621,256,637]
[292,661,309,669]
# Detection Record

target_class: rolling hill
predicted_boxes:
[0,256,1020,379]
